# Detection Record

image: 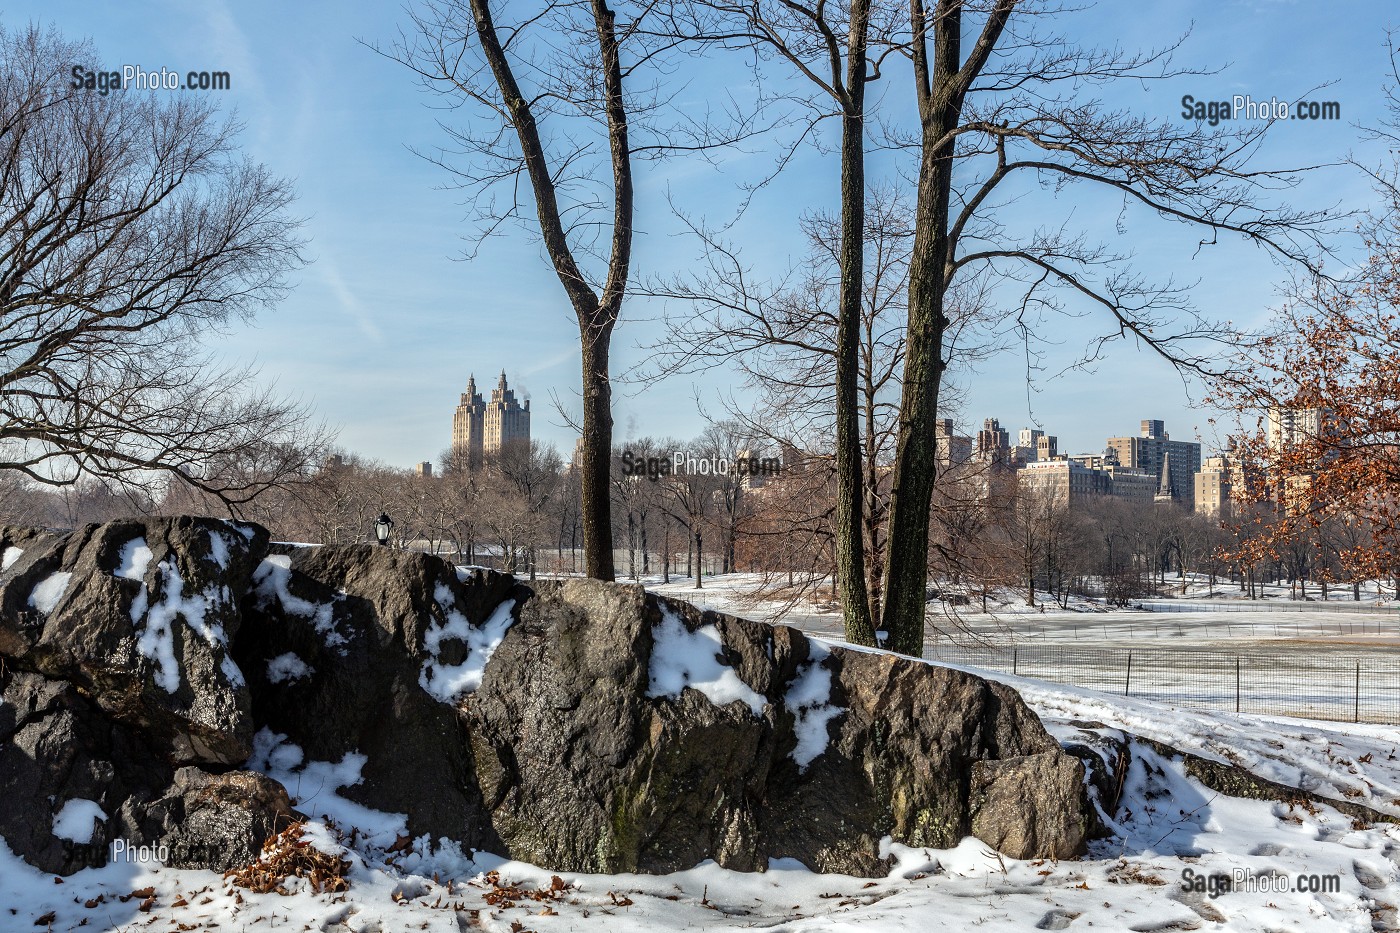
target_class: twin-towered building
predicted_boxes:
[452,371,531,463]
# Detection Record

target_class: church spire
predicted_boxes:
[1155,452,1176,503]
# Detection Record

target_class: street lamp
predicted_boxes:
[374,513,394,547]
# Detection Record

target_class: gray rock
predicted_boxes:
[0,516,1093,880]
[0,517,265,765]
[0,665,299,876]
[234,543,522,849]
[116,768,298,871]
[969,751,1090,860]
[0,669,170,874]
[466,578,1090,875]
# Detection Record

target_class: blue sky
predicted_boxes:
[6,0,1396,465]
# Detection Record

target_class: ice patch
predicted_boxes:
[253,556,346,650]
[419,589,516,703]
[28,571,72,615]
[786,642,843,770]
[51,799,106,844]
[647,606,765,716]
[267,652,314,684]
[0,546,22,571]
[114,537,152,581]
[248,728,407,850]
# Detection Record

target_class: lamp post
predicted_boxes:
[374,513,394,547]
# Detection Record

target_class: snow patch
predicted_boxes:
[207,530,231,568]
[221,519,255,541]
[418,589,515,703]
[51,799,106,844]
[252,556,346,650]
[0,546,21,571]
[267,652,314,684]
[786,642,842,770]
[647,606,765,716]
[130,559,243,693]
[28,571,72,615]
[248,729,407,850]
[113,537,152,581]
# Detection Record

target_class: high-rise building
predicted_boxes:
[1018,459,1111,507]
[453,371,531,464]
[1105,465,1155,503]
[1106,419,1201,509]
[935,418,973,467]
[1267,406,1324,450]
[1194,454,1235,517]
[975,418,1010,464]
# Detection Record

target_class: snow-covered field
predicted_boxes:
[5,652,1399,932]
[648,573,1400,724]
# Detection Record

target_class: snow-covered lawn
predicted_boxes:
[4,661,1397,932]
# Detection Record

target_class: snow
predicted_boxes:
[4,572,1399,931]
[251,555,347,650]
[0,546,21,571]
[266,651,314,684]
[206,529,230,568]
[112,537,152,581]
[221,519,256,541]
[975,668,1400,819]
[50,799,106,845]
[130,559,244,693]
[4,673,1400,931]
[786,641,842,770]
[248,729,408,851]
[647,606,766,716]
[27,571,71,615]
[419,589,516,703]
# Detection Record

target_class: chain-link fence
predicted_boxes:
[929,645,1400,725]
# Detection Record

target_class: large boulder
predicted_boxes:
[0,517,265,765]
[0,669,171,874]
[0,516,1091,879]
[466,578,1088,875]
[0,667,291,875]
[232,543,523,848]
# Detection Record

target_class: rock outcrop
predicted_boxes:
[0,517,1093,877]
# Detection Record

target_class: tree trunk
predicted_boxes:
[879,0,1008,656]
[579,332,617,580]
[831,0,876,647]
[693,529,703,588]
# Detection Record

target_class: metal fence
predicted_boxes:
[1132,599,1400,615]
[948,617,1399,641]
[929,644,1400,725]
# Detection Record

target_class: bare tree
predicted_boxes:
[640,186,993,627]
[0,25,320,508]
[643,0,894,643]
[390,0,692,581]
[877,0,1332,654]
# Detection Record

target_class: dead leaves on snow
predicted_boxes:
[223,821,351,895]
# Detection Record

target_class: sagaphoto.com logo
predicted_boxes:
[71,64,231,95]
[618,450,782,483]
[1180,93,1340,127]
